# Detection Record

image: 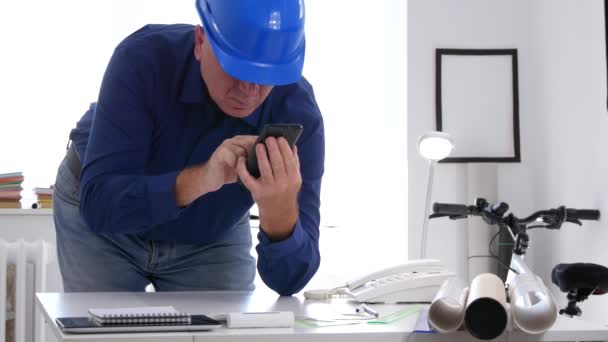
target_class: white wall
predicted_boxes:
[303,0,408,289]
[0,1,201,206]
[514,0,608,323]
[408,0,532,278]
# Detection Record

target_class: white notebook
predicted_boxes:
[88,306,191,325]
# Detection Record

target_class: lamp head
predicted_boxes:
[417,131,454,161]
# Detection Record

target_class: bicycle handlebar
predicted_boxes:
[432,203,470,216]
[569,209,600,221]
[432,201,600,230]
[431,198,600,257]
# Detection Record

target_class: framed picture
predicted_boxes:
[435,48,520,163]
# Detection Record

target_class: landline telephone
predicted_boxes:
[304,259,454,303]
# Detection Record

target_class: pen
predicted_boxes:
[356,304,379,318]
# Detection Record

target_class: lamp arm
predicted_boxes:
[420,160,436,259]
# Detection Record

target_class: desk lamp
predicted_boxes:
[417,131,454,258]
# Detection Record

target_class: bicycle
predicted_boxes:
[430,198,607,319]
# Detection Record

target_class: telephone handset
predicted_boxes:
[304,259,455,303]
[346,259,445,289]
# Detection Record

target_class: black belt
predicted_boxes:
[66,142,82,179]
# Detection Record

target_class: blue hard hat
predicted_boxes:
[196,0,306,86]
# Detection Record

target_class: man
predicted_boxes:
[52,0,324,296]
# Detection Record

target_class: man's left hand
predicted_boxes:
[237,136,301,241]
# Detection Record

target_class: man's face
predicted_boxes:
[194,25,273,118]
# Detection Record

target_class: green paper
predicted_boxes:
[296,319,363,328]
[367,306,423,324]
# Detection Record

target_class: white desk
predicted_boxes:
[36,291,608,342]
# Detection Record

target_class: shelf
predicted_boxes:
[0,209,53,216]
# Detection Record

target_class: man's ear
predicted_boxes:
[194,25,205,61]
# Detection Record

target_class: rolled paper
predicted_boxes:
[428,277,469,333]
[509,272,557,334]
[464,273,508,340]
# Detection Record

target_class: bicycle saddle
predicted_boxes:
[551,263,608,294]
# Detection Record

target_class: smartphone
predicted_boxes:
[55,315,222,333]
[246,124,304,178]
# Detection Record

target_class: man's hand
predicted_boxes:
[237,137,301,241]
[174,135,257,207]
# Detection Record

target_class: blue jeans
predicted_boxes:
[52,153,256,292]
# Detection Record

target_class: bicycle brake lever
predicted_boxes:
[428,213,468,220]
[448,214,468,220]
[429,213,449,219]
[545,206,568,229]
[565,218,582,226]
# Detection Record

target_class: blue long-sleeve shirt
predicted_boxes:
[68,24,325,296]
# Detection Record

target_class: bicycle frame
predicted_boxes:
[493,218,559,334]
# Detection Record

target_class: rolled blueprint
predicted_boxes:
[508,272,557,334]
[464,273,508,340]
[427,277,469,333]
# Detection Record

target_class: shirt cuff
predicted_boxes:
[257,219,306,259]
[145,170,182,224]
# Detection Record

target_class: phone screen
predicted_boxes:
[246,124,303,178]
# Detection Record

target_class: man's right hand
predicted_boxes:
[174,135,257,207]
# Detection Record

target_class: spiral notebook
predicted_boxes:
[88,306,191,325]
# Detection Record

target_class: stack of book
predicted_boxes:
[33,187,54,209]
[0,172,24,209]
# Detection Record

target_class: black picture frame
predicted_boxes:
[435,48,521,163]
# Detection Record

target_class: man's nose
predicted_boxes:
[238,81,260,97]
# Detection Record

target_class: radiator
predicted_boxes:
[0,239,53,342]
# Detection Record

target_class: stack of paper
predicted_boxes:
[0,172,24,209]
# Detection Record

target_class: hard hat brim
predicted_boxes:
[206,32,305,86]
